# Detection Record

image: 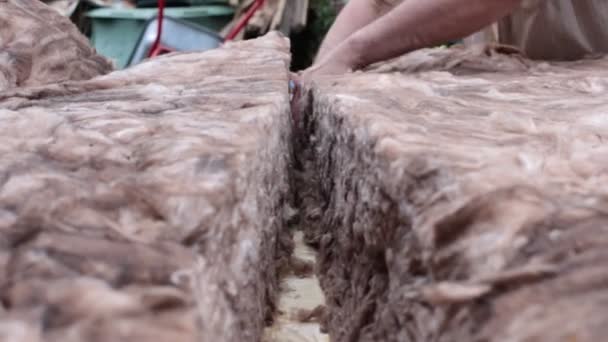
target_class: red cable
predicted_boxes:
[148,0,263,58]
[225,0,265,41]
[148,0,165,58]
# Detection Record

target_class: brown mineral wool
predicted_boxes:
[292,304,326,323]
[299,47,608,342]
[0,0,113,91]
[0,32,293,342]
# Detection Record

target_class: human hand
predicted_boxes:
[300,59,353,82]
[289,66,349,127]
[290,40,361,124]
[300,38,362,82]
[300,57,355,84]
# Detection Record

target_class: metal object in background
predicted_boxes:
[129,16,223,65]
[87,6,232,68]
[145,0,263,59]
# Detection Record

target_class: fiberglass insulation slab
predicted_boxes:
[0,0,113,91]
[301,46,608,342]
[0,32,292,342]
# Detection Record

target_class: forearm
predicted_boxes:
[343,0,522,69]
[316,0,397,63]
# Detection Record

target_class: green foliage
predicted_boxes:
[310,0,337,39]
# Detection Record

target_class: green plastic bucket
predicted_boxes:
[87,6,234,68]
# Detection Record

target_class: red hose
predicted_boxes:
[225,0,265,41]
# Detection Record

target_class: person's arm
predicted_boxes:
[310,0,523,75]
[316,0,398,63]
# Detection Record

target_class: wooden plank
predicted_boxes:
[270,0,287,32]
[292,0,309,32]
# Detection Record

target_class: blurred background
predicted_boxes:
[43,0,344,71]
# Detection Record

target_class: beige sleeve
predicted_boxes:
[462,0,544,47]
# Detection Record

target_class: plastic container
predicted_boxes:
[136,0,228,7]
[87,6,233,68]
[128,16,223,66]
